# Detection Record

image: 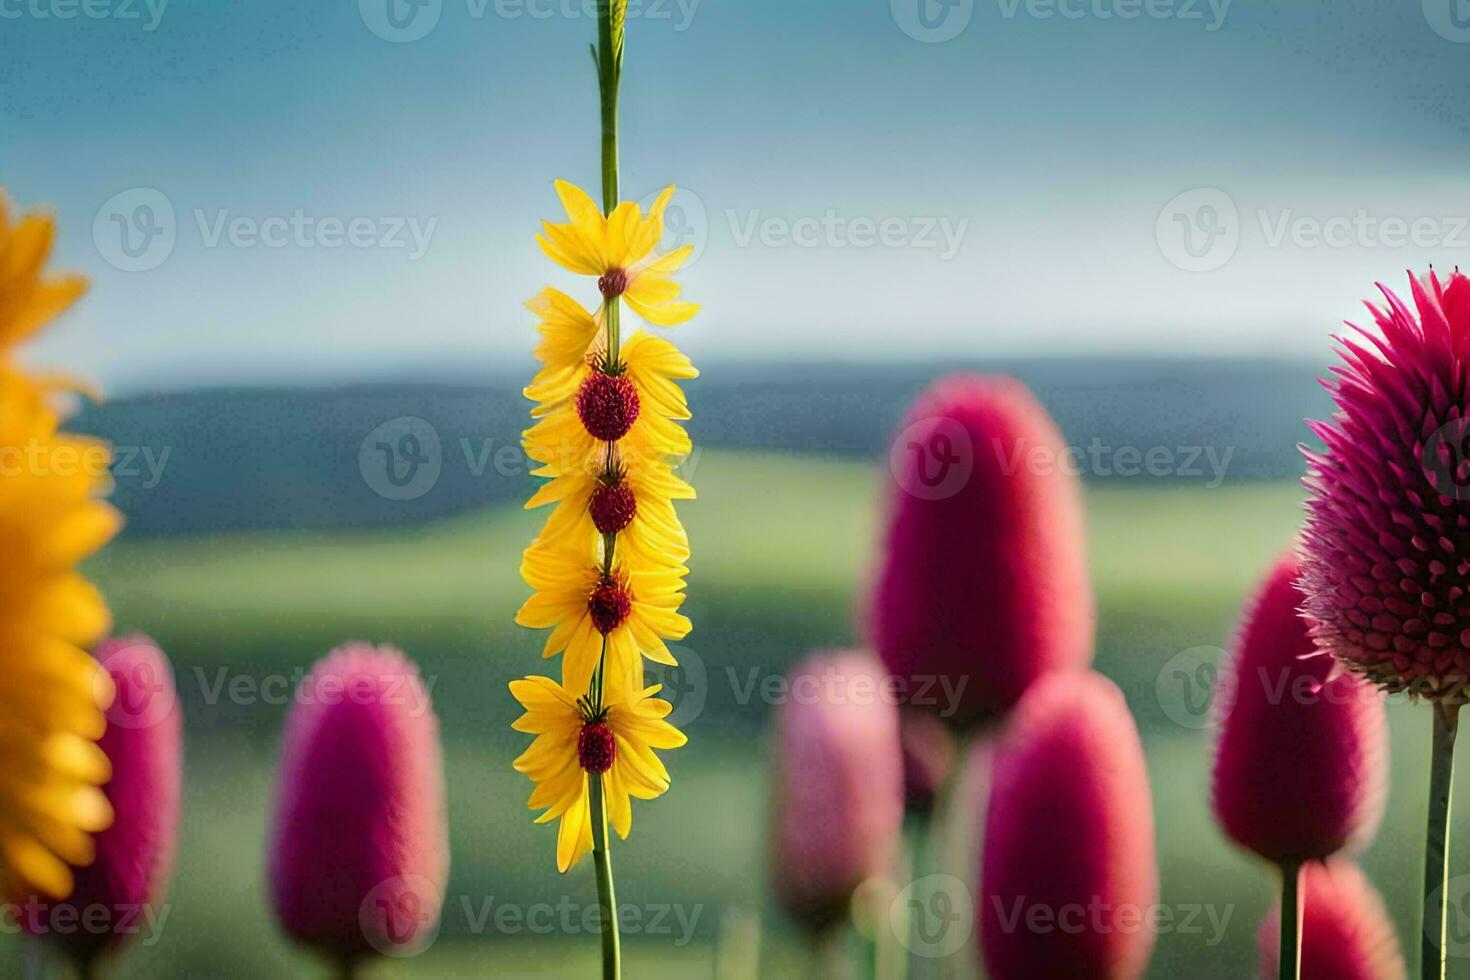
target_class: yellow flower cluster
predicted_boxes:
[510,180,696,872]
[0,194,120,898]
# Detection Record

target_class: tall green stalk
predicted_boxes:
[596,0,623,368]
[1278,861,1301,980]
[589,767,622,980]
[587,4,627,979]
[1423,699,1461,980]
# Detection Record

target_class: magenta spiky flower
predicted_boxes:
[1212,552,1387,864]
[769,651,904,934]
[980,671,1157,979]
[25,636,182,970]
[870,374,1094,729]
[1301,270,1470,698]
[267,644,449,966]
[1258,860,1406,980]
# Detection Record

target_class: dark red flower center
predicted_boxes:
[587,578,633,634]
[598,268,629,299]
[576,372,640,442]
[577,721,617,774]
[590,479,638,534]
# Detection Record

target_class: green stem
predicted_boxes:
[604,298,622,372]
[901,812,931,980]
[1423,699,1461,980]
[589,771,622,980]
[812,929,848,978]
[596,0,621,213]
[590,7,626,980]
[596,0,623,370]
[1278,861,1301,980]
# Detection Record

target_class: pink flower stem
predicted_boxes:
[1423,699,1461,980]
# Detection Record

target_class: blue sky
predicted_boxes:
[4,0,1470,392]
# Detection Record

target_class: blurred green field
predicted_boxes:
[5,450,1460,977]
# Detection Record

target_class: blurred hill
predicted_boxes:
[76,358,1330,536]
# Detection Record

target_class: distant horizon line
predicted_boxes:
[93,351,1329,400]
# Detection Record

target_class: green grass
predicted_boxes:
[5,451,1448,977]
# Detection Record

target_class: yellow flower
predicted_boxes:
[510,669,686,873]
[527,451,693,570]
[537,180,700,327]
[524,287,603,414]
[0,198,88,355]
[0,197,119,898]
[522,331,698,482]
[515,545,690,695]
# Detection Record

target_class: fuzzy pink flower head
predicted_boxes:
[871,374,1094,729]
[24,635,182,967]
[267,644,448,965]
[1258,860,1406,980]
[1301,270,1470,698]
[981,671,1157,980]
[770,650,904,934]
[1212,552,1388,864]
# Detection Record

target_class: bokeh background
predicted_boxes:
[5,0,1470,976]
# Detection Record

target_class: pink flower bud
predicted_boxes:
[981,671,1157,979]
[871,374,1093,728]
[1212,552,1387,864]
[1258,860,1405,980]
[267,644,448,965]
[770,651,904,934]
[25,636,182,969]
